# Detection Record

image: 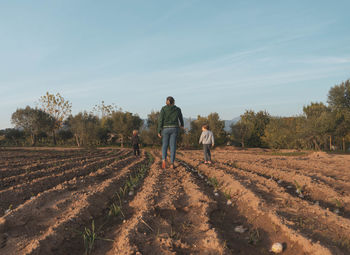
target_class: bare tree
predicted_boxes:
[39,92,72,144]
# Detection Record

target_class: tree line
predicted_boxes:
[1,80,349,151]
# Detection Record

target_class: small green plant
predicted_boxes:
[248,228,260,245]
[334,198,343,209]
[294,180,303,195]
[230,161,239,168]
[82,220,97,255]
[208,177,219,189]
[170,227,180,240]
[222,239,228,249]
[5,204,13,214]
[223,189,232,200]
[335,236,350,250]
[81,220,113,255]
[115,191,122,205]
[120,185,128,197]
[108,203,124,218]
[181,221,193,232]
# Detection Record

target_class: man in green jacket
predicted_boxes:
[158,96,184,169]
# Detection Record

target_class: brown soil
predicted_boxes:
[0,147,349,254]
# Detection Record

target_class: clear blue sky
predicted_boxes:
[1,0,350,129]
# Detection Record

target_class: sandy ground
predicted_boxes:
[0,147,349,254]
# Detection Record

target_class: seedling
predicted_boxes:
[121,184,129,196]
[108,203,124,218]
[224,190,232,205]
[294,180,303,197]
[197,169,204,179]
[82,220,97,255]
[294,216,307,228]
[81,220,113,255]
[335,236,350,250]
[208,177,220,190]
[333,198,344,214]
[334,199,343,209]
[247,228,260,245]
[181,221,193,232]
[223,189,232,200]
[222,240,228,249]
[5,204,13,214]
[170,227,180,240]
[230,161,239,168]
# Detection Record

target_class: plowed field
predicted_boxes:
[0,147,349,255]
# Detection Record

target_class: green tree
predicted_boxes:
[327,79,350,110]
[302,102,335,150]
[207,113,226,145]
[11,106,54,146]
[262,116,305,149]
[110,111,143,147]
[67,112,100,147]
[327,80,350,151]
[140,111,161,146]
[39,92,72,145]
[231,110,270,148]
[0,128,26,146]
[189,113,226,148]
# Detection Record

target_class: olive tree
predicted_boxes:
[11,106,54,146]
[67,112,100,147]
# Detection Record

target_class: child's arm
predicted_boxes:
[199,132,203,144]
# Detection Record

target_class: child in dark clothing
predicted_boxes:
[131,130,140,156]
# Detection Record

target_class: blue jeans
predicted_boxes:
[162,127,178,163]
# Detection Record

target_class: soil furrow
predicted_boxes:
[179,154,333,255]
[213,161,350,254]
[0,149,94,168]
[213,151,350,191]
[99,152,163,255]
[118,158,225,254]
[0,153,129,215]
[0,150,112,179]
[0,150,123,190]
[1,155,146,255]
[216,160,350,221]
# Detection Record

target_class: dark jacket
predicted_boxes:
[158,105,184,134]
[131,135,140,145]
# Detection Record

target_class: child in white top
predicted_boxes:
[199,124,215,164]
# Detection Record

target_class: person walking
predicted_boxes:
[131,130,140,156]
[199,124,215,164]
[158,96,184,169]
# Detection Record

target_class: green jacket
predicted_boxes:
[158,105,184,134]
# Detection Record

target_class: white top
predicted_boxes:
[199,130,215,145]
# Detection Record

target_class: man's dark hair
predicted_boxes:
[166,96,175,105]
